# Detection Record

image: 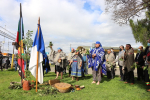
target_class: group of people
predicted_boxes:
[1,40,150,91]
[48,40,150,91]
[48,46,88,81]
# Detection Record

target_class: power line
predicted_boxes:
[0,26,16,36]
[0,30,15,41]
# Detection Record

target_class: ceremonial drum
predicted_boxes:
[55,83,71,93]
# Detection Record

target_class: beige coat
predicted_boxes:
[67,52,75,61]
[48,48,66,67]
[105,53,115,71]
[115,50,125,67]
[124,48,135,72]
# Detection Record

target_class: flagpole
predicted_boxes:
[20,3,23,86]
[36,17,40,92]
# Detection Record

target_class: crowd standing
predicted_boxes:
[0,40,150,92]
[48,40,150,92]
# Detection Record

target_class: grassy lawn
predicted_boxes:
[0,69,150,100]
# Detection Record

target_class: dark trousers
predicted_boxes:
[55,65,56,74]
[107,67,115,79]
[82,70,85,77]
[137,67,144,80]
[127,71,134,83]
[144,69,150,82]
[69,68,71,74]
[63,66,66,74]
[119,65,123,79]
[0,63,2,70]
[6,64,9,69]
[123,67,127,81]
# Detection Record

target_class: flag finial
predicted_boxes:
[38,17,40,25]
[20,3,22,17]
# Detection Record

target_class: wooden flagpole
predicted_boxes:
[36,17,40,92]
[20,3,23,86]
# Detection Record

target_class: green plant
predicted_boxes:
[47,41,53,48]
[106,61,113,68]
[23,30,33,53]
[67,65,71,70]
[85,49,89,55]
[119,58,123,61]
[25,70,31,81]
[38,86,58,96]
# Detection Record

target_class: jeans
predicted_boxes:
[15,65,17,71]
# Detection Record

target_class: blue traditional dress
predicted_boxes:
[87,46,107,75]
[71,55,82,77]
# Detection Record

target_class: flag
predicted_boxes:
[15,4,25,78]
[29,24,46,84]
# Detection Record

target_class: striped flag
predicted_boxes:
[15,3,25,79]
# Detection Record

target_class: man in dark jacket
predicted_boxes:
[135,46,144,81]
[0,51,3,71]
[143,39,150,92]
[6,57,10,69]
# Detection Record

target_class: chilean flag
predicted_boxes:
[29,24,46,84]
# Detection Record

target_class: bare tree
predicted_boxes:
[105,0,150,25]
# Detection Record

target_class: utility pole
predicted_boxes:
[0,41,2,51]
[7,41,12,53]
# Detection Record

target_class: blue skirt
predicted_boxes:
[71,62,81,77]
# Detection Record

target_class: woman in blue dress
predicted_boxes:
[69,50,82,81]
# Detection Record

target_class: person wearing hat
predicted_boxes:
[87,41,105,85]
[69,49,82,81]
[67,48,75,77]
[105,49,116,79]
[49,46,67,79]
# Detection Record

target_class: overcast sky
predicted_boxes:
[0,0,143,54]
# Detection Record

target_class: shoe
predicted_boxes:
[124,82,128,84]
[130,83,134,85]
[147,89,150,92]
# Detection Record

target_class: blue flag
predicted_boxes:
[29,24,46,84]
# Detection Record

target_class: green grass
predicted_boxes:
[0,69,150,100]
